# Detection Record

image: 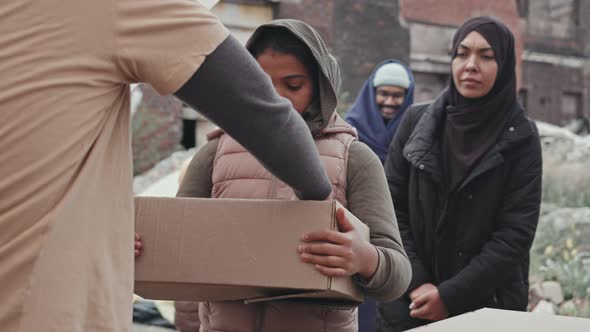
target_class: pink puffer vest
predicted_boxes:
[209,113,356,205]
[199,114,359,332]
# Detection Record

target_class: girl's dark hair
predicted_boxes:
[248,27,318,80]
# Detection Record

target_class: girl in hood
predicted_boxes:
[136,19,411,332]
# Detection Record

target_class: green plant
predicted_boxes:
[542,161,590,208]
[530,207,590,318]
[542,176,590,207]
[538,256,590,301]
[530,214,589,272]
[558,297,590,317]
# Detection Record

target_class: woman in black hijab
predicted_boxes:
[378,17,542,331]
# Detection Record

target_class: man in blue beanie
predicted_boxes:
[344,60,414,331]
[345,61,415,163]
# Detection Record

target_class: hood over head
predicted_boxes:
[246,19,340,136]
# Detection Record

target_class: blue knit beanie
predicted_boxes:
[372,63,410,88]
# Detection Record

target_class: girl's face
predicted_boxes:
[451,31,498,99]
[256,49,315,114]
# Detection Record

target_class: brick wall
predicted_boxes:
[401,0,523,89]
[519,0,589,124]
[333,0,409,108]
[275,0,335,47]
[276,0,409,111]
[522,61,585,123]
[401,0,520,28]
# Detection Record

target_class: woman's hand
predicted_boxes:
[134,233,142,257]
[409,285,449,321]
[409,283,437,303]
[298,207,378,279]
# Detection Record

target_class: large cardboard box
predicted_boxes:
[408,308,590,331]
[134,197,369,304]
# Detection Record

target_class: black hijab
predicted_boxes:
[443,16,517,190]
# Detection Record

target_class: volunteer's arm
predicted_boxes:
[174,35,331,201]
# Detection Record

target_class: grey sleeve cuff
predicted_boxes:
[174,34,331,200]
[353,248,384,288]
[354,248,412,302]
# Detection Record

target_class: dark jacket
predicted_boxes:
[377,94,542,331]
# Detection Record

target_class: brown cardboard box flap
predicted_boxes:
[134,197,368,303]
[243,289,361,309]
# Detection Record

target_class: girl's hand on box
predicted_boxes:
[135,233,143,257]
[298,207,378,279]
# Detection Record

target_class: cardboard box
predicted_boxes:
[134,197,369,304]
[408,308,590,331]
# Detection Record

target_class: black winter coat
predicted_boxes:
[377,94,542,331]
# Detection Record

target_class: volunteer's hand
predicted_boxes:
[135,233,142,257]
[409,285,449,321]
[298,207,378,279]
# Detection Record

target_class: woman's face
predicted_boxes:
[451,31,498,99]
[256,49,315,114]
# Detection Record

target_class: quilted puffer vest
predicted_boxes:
[209,113,356,205]
[197,114,359,332]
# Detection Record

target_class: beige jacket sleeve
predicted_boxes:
[346,141,412,302]
[115,0,229,95]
